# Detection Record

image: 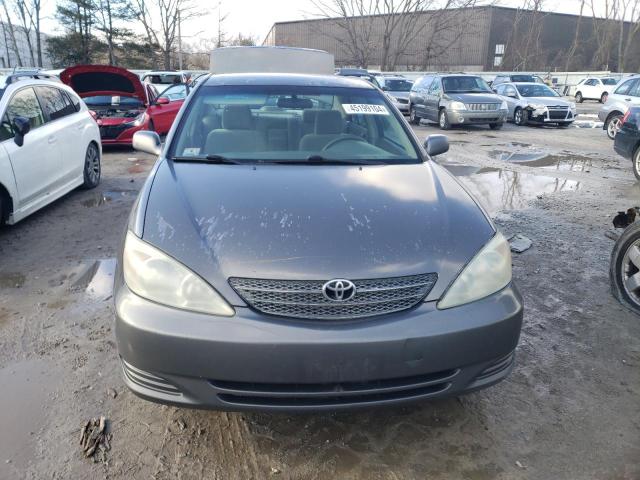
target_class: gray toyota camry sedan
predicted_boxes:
[115,73,523,411]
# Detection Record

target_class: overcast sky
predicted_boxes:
[40,0,600,46]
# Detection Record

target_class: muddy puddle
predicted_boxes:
[0,359,62,477]
[70,259,116,300]
[82,190,135,208]
[443,165,582,214]
[488,145,594,172]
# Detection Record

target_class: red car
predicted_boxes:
[60,65,186,146]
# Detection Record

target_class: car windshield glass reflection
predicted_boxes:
[169,85,420,165]
[516,85,559,97]
[442,76,492,94]
[385,80,413,92]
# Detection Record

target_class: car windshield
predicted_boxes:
[515,84,559,97]
[170,85,420,164]
[83,95,144,107]
[384,79,413,92]
[511,75,536,83]
[442,76,492,93]
[143,74,181,84]
[603,78,618,85]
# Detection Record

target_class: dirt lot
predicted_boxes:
[1,103,639,480]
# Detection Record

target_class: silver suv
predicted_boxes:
[598,76,640,139]
[409,74,508,130]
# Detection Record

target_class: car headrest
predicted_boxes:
[303,109,320,125]
[315,110,343,135]
[222,105,253,130]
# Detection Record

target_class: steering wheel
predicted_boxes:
[321,135,366,151]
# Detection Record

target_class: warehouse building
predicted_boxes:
[0,21,51,69]
[264,6,640,72]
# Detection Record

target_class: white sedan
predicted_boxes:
[0,75,101,225]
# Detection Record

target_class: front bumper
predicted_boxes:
[527,108,576,124]
[448,109,508,125]
[115,279,524,411]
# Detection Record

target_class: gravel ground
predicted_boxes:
[0,106,638,480]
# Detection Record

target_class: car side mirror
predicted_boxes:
[133,130,162,156]
[13,116,30,147]
[424,134,449,157]
[155,96,170,105]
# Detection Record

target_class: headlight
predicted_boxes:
[500,100,508,110]
[528,103,547,111]
[125,112,147,127]
[450,101,467,110]
[437,233,512,310]
[569,102,576,110]
[122,231,235,316]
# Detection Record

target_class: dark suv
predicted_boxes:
[409,74,508,130]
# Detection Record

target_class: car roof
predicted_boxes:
[203,73,376,89]
[511,82,548,86]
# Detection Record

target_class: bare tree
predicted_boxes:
[1,0,23,66]
[131,0,204,69]
[502,0,548,71]
[564,0,585,71]
[616,0,640,71]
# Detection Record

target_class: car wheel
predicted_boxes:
[575,92,583,103]
[81,143,101,189]
[0,190,7,226]
[633,147,640,181]
[601,92,609,103]
[514,107,527,126]
[610,222,640,314]
[409,105,420,125]
[438,109,450,130]
[606,113,623,140]
[489,122,503,130]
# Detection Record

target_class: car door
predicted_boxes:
[582,79,598,99]
[424,78,442,121]
[34,86,86,186]
[0,86,61,209]
[613,79,640,108]
[501,84,520,117]
[410,76,429,115]
[147,84,187,134]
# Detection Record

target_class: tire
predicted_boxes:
[409,105,420,125]
[489,122,503,130]
[601,92,609,103]
[610,222,640,315]
[0,190,8,226]
[606,113,623,140]
[633,147,640,181]
[575,92,583,103]
[81,143,101,189]
[514,107,527,126]
[438,109,450,130]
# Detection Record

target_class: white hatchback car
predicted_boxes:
[0,74,101,225]
[573,77,618,103]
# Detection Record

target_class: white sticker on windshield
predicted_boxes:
[183,147,200,156]
[343,104,389,115]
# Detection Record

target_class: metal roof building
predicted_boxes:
[264,6,640,72]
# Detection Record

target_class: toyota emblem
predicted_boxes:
[322,279,356,302]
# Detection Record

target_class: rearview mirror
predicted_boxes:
[424,134,449,157]
[13,116,30,147]
[155,96,170,105]
[133,130,162,156]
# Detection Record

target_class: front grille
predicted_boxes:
[229,273,437,320]
[466,103,499,111]
[547,107,569,120]
[99,124,129,140]
[212,368,457,407]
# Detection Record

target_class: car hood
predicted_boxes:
[522,96,571,106]
[141,161,494,305]
[446,92,501,103]
[60,65,147,103]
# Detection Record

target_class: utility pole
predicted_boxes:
[178,9,183,70]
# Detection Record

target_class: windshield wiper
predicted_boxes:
[170,154,240,164]
[268,155,385,165]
